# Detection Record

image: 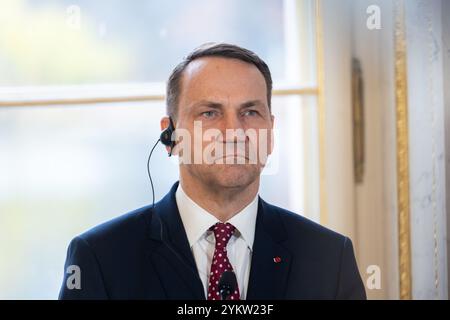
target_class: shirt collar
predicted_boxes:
[175,183,258,251]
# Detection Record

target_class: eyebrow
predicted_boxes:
[240,100,265,109]
[191,99,266,110]
[192,100,222,109]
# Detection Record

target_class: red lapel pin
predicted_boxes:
[273,256,282,263]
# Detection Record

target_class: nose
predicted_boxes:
[219,112,246,143]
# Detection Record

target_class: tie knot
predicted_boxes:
[209,222,236,249]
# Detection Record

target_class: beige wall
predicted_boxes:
[319,0,356,241]
[320,0,400,299]
[350,0,400,300]
[320,0,450,299]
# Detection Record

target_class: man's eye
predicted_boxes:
[202,111,217,118]
[243,110,258,117]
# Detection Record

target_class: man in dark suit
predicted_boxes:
[59,43,366,300]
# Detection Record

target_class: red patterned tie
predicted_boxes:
[207,222,240,300]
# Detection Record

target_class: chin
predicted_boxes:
[211,164,260,189]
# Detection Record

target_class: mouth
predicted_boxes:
[215,154,251,162]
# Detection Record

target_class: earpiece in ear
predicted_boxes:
[160,117,176,156]
[160,128,172,146]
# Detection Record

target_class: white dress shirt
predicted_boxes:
[175,184,258,300]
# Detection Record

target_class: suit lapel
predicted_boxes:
[144,182,292,300]
[246,198,292,300]
[147,182,205,299]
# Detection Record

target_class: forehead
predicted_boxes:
[179,56,267,104]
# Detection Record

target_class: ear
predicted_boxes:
[160,116,171,131]
[160,116,172,154]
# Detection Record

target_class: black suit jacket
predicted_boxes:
[59,181,366,299]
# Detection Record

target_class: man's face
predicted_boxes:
[169,56,274,190]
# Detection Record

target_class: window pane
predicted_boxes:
[0,0,307,86]
[0,95,319,298]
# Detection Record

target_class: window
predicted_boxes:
[0,0,319,298]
